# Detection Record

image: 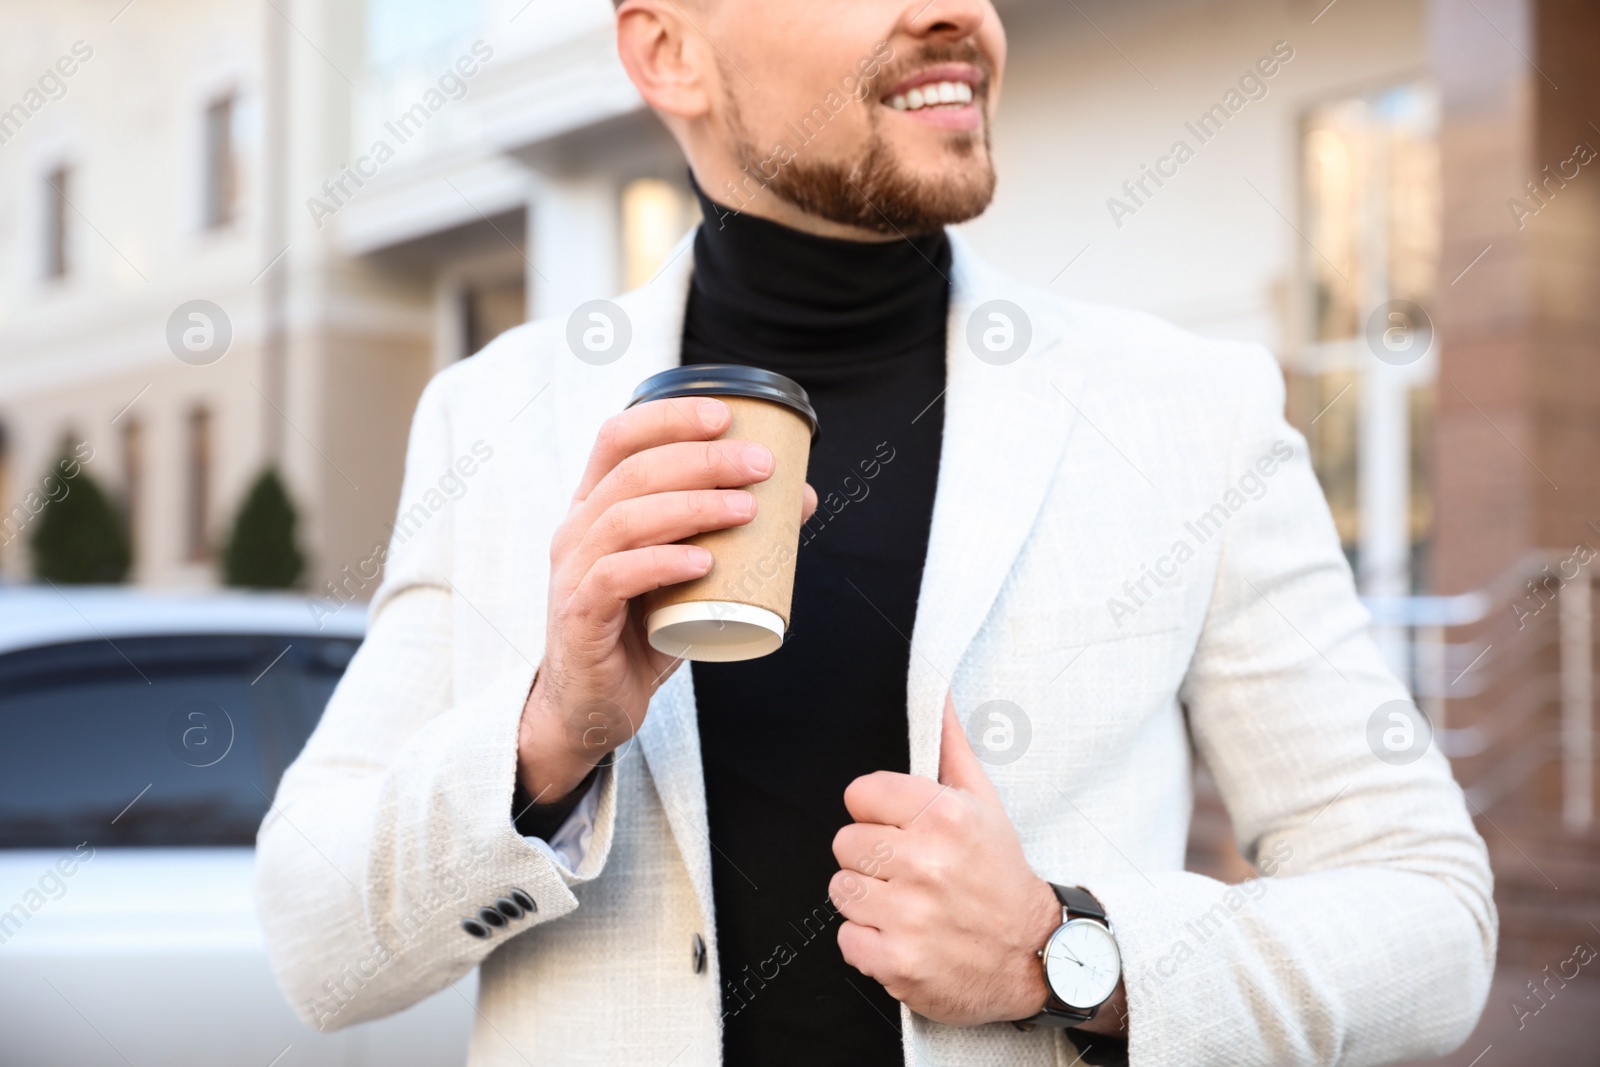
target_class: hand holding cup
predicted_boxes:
[517,393,817,802]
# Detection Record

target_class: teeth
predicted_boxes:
[889,80,975,112]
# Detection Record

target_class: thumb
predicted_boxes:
[938,691,999,799]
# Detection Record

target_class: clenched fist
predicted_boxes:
[830,693,1106,1027]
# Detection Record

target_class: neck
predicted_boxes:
[681,174,951,373]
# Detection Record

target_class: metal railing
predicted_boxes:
[1361,550,1595,832]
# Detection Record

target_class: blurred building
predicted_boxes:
[3,0,1584,601]
[0,0,432,590]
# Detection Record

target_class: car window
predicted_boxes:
[0,634,360,849]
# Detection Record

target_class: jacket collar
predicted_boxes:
[546,228,1089,928]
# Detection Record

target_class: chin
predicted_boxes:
[729,105,997,235]
[876,149,998,229]
[890,144,994,195]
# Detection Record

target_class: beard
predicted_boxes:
[722,42,998,237]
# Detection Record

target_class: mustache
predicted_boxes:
[868,39,994,100]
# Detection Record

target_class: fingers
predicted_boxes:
[937,691,999,799]
[566,400,813,570]
[575,489,758,570]
[554,439,773,569]
[831,822,905,880]
[837,920,891,984]
[843,770,947,828]
[829,868,895,928]
[568,544,714,617]
[573,398,732,504]
[580,438,775,524]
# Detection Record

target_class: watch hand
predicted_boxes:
[1055,947,1084,967]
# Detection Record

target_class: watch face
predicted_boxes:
[1043,919,1121,1009]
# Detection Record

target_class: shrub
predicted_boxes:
[222,467,305,589]
[29,450,130,584]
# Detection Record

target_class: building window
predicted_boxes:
[122,419,143,563]
[1292,82,1440,590]
[621,177,696,290]
[44,166,70,278]
[460,277,526,358]
[202,95,237,229]
[185,407,212,561]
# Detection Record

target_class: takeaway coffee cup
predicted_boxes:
[628,364,819,662]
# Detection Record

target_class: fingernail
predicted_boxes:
[728,491,756,518]
[743,444,773,474]
[698,400,728,428]
[687,546,713,569]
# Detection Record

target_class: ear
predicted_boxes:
[615,0,715,120]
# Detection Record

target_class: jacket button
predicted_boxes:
[510,888,536,913]
[461,918,491,939]
[495,897,524,920]
[692,933,707,975]
[477,906,507,929]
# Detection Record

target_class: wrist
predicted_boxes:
[1019,882,1128,1035]
[1012,876,1063,1017]
[517,673,608,803]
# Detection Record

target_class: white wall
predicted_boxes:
[966,0,1428,353]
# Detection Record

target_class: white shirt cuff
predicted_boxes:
[521,776,601,873]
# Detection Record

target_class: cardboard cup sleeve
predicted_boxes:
[627,365,818,663]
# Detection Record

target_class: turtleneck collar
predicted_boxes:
[682,175,952,379]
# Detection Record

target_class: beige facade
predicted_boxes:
[0,0,433,591]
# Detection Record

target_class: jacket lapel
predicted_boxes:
[904,235,1090,778]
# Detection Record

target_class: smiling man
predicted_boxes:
[257,2,1496,1065]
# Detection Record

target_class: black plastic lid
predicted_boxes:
[628,364,819,439]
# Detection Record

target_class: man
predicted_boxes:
[257,1,1496,1064]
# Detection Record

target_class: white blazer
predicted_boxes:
[256,233,1495,1066]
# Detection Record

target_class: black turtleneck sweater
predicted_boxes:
[681,186,950,1065]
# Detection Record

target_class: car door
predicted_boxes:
[0,632,474,1067]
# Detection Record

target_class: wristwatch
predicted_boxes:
[1014,883,1122,1030]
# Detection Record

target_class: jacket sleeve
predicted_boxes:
[1081,347,1496,1066]
[255,372,620,1031]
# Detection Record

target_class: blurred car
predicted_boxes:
[0,586,474,1067]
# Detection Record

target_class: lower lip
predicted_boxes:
[884,102,983,132]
